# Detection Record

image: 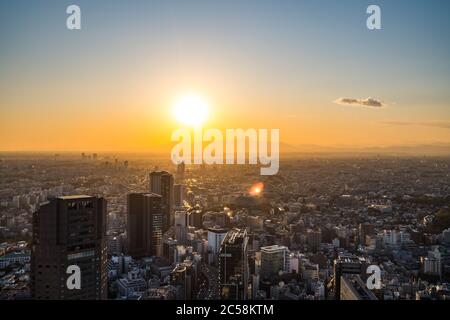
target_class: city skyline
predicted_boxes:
[2,156,449,301]
[1,0,450,305]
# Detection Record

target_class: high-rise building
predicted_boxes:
[190,209,204,229]
[359,223,375,246]
[260,245,288,280]
[421,247,444,277]
[176,161,186,181]
[333,253,367,300]
[174,210,190,244]
[207,226,228,265]
[219,228,249,300]
[31,195,107,299]
[170,260,195,300]
[307,229,322,252]
[174,184,185,208]
[340,275,378,300]
[149,171,174,232]
[107,232,124,256]
[302,262,320,280]
[163,238,178,263]
[126,193,163,258]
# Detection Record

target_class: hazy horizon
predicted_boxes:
[1,141,449,157]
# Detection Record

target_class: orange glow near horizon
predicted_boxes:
[1,2,450,153]
[1,85,449,153]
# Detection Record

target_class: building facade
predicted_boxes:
[31,195,107,299]
[126,193,163,258]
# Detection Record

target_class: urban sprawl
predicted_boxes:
[0,153,449,300]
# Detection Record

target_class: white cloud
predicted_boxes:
[334,97,386,108]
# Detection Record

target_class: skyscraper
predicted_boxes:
[219,228,249,300]
[340,275,378,300]
[31,195,107,300]
[207,226,228,265]
[307,229,322,252]
[176,161,186,181]
[174,210,189,244]
[333,253,367,300]
[126,193,163,258]
[174,184,185,208]
[170,260,195,300]
[190,209,204,229]
[149,171,174,232]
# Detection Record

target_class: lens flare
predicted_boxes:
[249,182,264,196]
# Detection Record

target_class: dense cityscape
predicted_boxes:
[0,153,449,300]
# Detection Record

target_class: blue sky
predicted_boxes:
[0,0,449,150]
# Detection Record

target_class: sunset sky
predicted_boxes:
[1,0,449,152]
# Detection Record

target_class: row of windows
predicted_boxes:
[67,250,95,261]
[67,200,94,210]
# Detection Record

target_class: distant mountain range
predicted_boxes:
[280,142,450,156]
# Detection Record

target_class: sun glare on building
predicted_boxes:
[249,182,264,196]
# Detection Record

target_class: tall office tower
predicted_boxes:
[174,184,185,208]
[170,260,195,300]
[340,275,378,300]
[190,209,204,229]
[421,247,444,277]
[174,210,190,244]
[107,232,124,256]
[333,253,367,300]
[163,238,179,263]
[219,228,249,300]
[126,193,163,258]
[207,226,228,265]
[359,223,375,246]
[260,245,288,280]
[31,195,107,300]
[176,161,185,181]
[149,171,174,232]
[307,229,322,252]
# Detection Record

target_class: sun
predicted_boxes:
[172,93,209,127]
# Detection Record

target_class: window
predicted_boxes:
[68,201,78,210]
